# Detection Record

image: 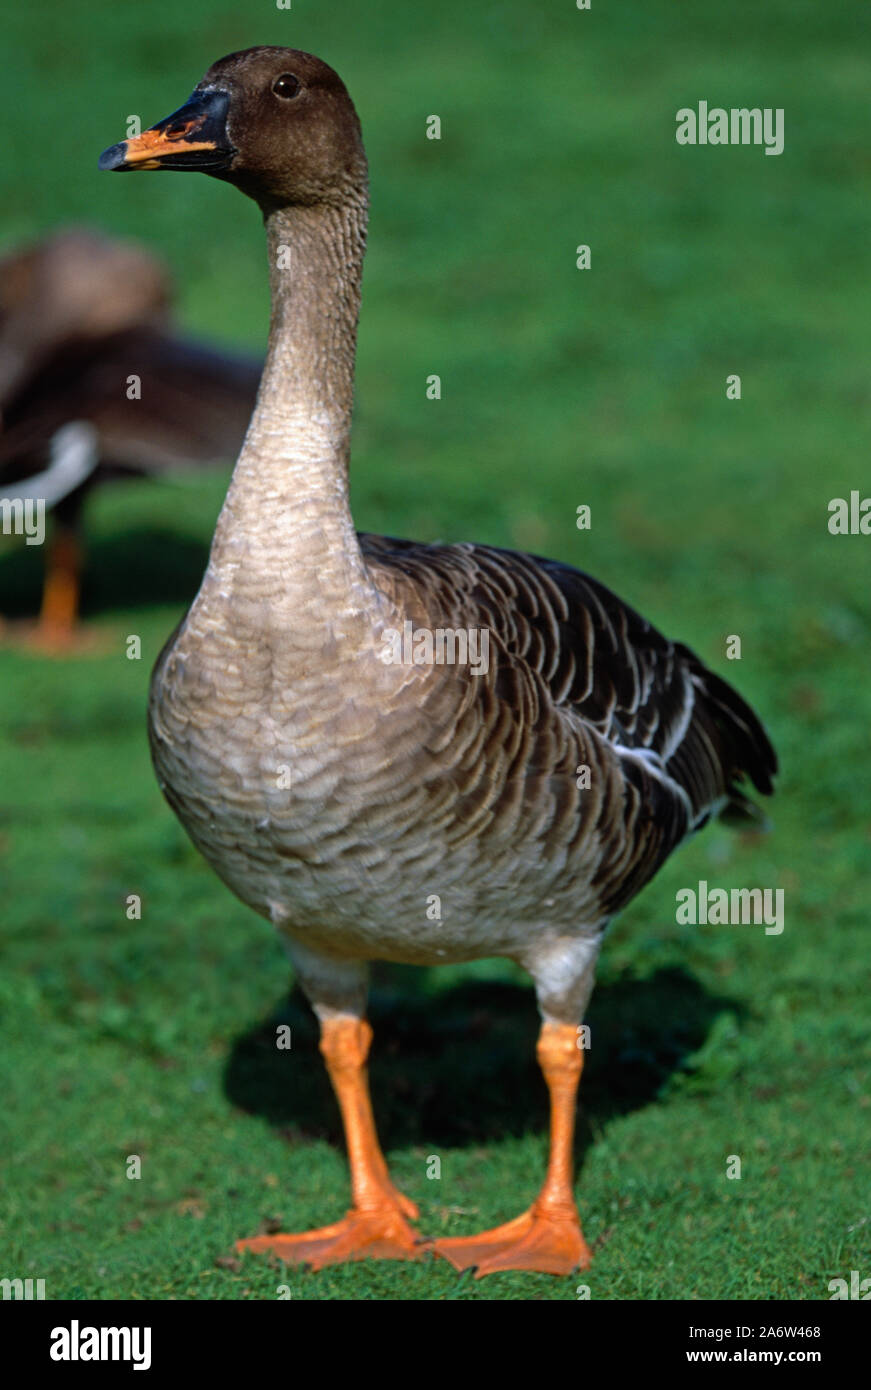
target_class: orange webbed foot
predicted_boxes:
[236,1200,424,1269]
[433,1203,591,1277]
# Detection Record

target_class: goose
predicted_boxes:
[0,228,259,646]
[99,46,777,1277]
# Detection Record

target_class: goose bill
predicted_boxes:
[98,90,233,172]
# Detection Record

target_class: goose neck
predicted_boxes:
[204,197,380,622]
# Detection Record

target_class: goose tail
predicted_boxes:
[683,656,778,828]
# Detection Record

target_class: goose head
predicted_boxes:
[98,46,367,212]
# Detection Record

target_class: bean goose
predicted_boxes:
[99,47,777,1277]
[0,228,259,646]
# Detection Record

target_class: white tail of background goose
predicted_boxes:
[0,228,260,647]
[4,422,100,508]
[100,47,777,1277]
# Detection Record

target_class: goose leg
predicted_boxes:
[433,1022,591,1276]
[38,521,81,645]
[236,1016,423,1267]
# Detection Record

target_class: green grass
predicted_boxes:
[1,0,869,1300]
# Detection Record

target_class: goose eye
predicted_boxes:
[273,73,301,100]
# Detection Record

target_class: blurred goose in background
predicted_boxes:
[0,228,260,647]
[100,47,776,1276]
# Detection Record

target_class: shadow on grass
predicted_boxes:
[223,965,741,1161]
[0,525,210,618]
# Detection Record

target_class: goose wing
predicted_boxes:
[363,534,777,837]
[0,329,259,489]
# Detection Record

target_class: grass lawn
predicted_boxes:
[1,0,868,1300]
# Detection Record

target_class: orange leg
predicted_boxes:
[38,526,81,646]
[237,1016,423,1268]
[433,1021,591,1276]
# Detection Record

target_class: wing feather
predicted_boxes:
[363,534,777,834]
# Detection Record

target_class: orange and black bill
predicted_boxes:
[99,89,234,172]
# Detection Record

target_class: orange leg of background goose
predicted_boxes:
[236,1016,423,1268]
[38,527,81,646]
[433,1021,592,1276]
